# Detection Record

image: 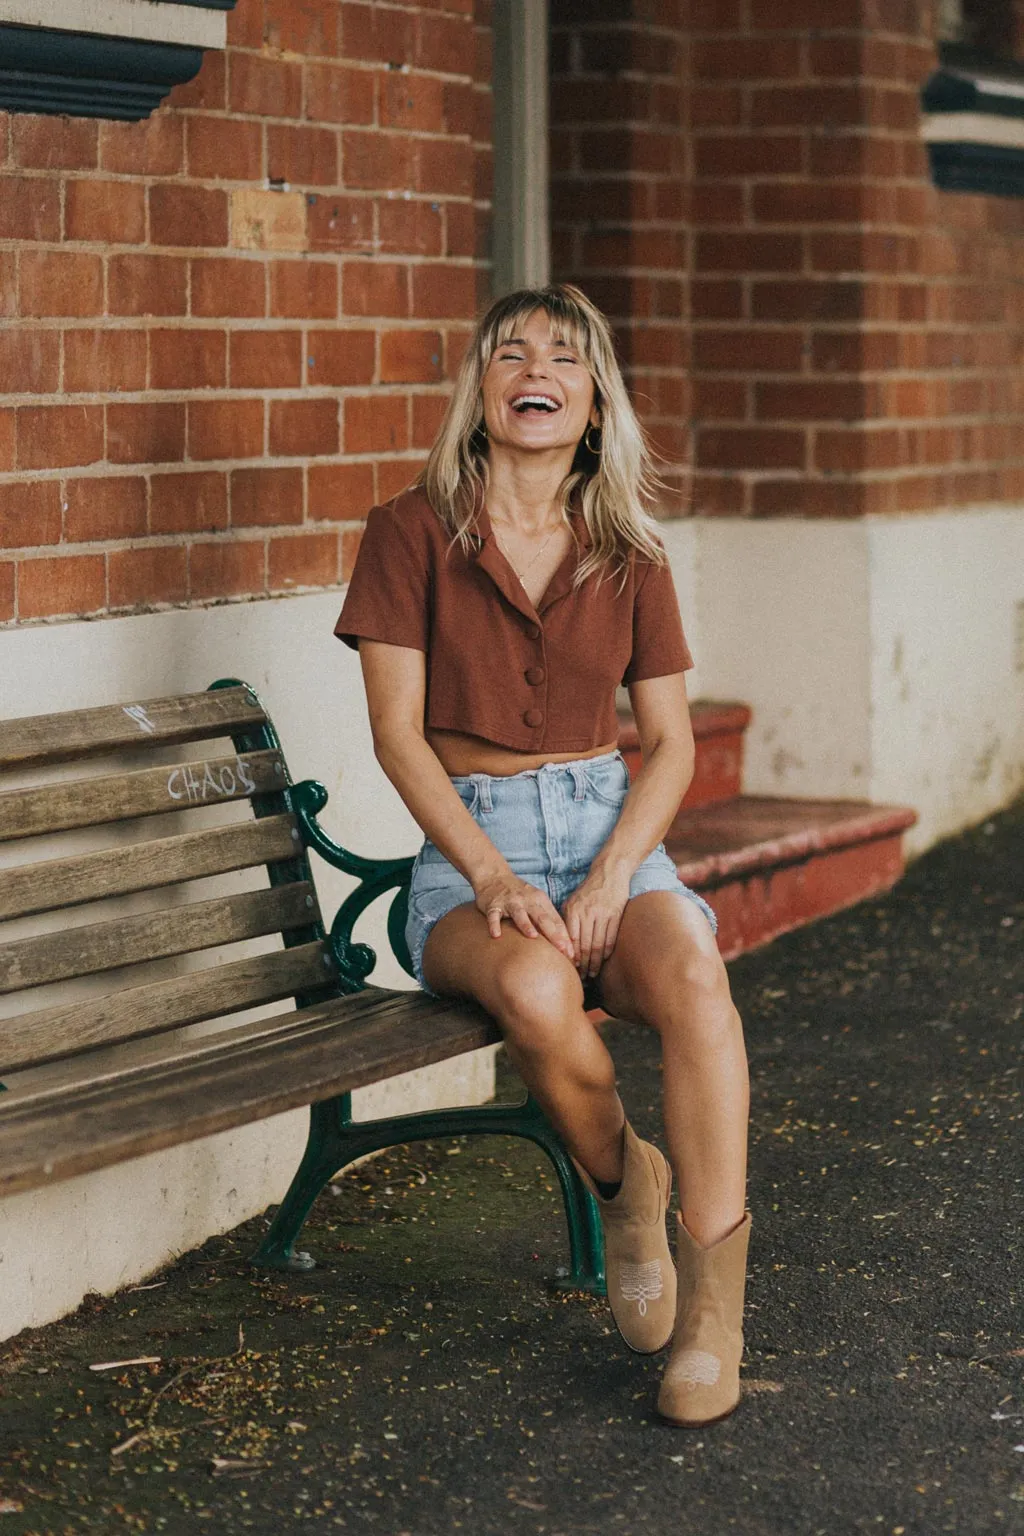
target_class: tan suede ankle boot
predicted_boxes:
[657,1211,751,1427]
[573,1122,675,1354]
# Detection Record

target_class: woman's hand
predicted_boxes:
[561,864,632,979]
[474,870,576,962]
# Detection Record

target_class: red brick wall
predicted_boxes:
[549,1,691,499]
[551,1,1024,520]
[689,2,1024,518]
[0,0,492,624]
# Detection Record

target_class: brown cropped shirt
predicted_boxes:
[335,487,693,754]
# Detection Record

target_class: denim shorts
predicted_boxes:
[405,748,717,995]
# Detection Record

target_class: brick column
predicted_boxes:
[549,1,691,496]
[689,1,1024,518]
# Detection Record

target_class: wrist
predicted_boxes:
[468,853,512,891]
[589,848,635,883]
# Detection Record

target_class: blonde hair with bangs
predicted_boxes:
[418,283,666,582]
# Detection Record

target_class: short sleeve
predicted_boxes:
[622,556,694,684]
[334,502,431,652]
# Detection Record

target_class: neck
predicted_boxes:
[485,443,575,532]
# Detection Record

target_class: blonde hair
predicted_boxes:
[418,283,666,581]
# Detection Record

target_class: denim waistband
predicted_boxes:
[448,749,623,813]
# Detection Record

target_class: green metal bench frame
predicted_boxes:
[209,680,606,1294]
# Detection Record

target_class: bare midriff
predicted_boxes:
[427,726,619,778]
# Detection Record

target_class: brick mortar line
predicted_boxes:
[0,452,430,483]
[1,528,358,558]
[4,243,480,256]
[1,387,453,404]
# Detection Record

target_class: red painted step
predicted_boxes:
[616,701,917,959]
[668,796,917,960]
[618,701,750,811]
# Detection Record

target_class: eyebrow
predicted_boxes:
[498,335,577,349]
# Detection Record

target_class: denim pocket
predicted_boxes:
[417,780,480,866]
[582,754,630,808]
[449,778,481,815]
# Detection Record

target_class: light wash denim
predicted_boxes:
[405,749,717,995]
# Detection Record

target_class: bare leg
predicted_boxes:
[422,904,626,1184]
[598,892,749,1249]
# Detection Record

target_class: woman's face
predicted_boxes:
[480,308,600,456]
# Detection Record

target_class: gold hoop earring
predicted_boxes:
[584,424,602,454]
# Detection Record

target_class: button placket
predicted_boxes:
[521,617,547,740]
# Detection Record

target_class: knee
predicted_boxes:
[491,945,583,1038]
[649,942,742,1049]
[491,950,610,1080]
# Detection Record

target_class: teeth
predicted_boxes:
[513,395,559,412]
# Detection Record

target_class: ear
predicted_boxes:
[589,405,602,429]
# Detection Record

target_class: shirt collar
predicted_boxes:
[471,500,592,621]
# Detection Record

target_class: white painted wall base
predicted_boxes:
[0,593,495,1343]
[664,507,1024,854]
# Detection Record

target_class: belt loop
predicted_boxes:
[477,774,493,813]
[569,763,586,802]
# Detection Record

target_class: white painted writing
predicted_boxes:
[123,704,156,734]
[167,757,258,803]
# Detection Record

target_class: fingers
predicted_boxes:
[563,902,624,978]
[532,904,575,961]
[482,886,573,958]
[565,908,581,968]
[507,898,541,941]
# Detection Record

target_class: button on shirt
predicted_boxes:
[335,487,693,754]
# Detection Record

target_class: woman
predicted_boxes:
[336,284,751,1428]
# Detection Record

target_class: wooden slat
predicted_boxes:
[0,988,500,1196]
[0,687,265,770]
[0,940,334,1074]
[0,812,303,922]
[0,750,286,843]
[0,882,317,996]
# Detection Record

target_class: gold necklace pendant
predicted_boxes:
[493,516,566,587]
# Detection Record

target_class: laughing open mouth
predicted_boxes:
[511,394,561,414]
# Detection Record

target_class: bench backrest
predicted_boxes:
[0,683,340,1079]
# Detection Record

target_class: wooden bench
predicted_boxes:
[0,680,604,1290]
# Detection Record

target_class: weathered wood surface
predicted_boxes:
[0,750,286,843]
[0,988,500,1196]
[0,882,317,995]
[0,940,334,1074]
[0,688,265,770]
[0,813,304,922]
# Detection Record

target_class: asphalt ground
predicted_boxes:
[0,799,1021,1536]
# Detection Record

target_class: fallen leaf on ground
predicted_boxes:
[90,1357,161,1372]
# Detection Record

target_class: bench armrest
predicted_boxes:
[290,780,416,991]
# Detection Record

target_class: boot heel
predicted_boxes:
[657,1211,751,1427]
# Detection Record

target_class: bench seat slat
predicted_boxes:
[3,987,439,1107]
[0,940,334,1074]
[0,687,265,770]
[0,882,317,995]
[0,750,286,844]
[0,813,303,922]
[0,989,499,1197]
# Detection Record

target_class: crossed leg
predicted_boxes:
[422,904,627,1185]
[597,892,749,1247]
[422,891,749,1247]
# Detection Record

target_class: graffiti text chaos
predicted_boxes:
[167,757,258,804]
